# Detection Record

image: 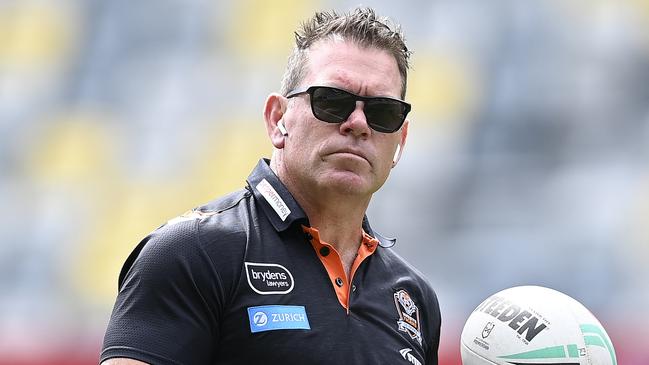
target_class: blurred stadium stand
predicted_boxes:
[0,0,648,364]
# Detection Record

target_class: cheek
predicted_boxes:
[285,124,324,162]
[370,146,395,178]
[378,155,394,177]
[377,138,399,162]
[291,120,331,154]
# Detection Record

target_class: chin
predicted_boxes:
[320,171,378,196]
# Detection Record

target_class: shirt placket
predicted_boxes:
[302,225,378,313]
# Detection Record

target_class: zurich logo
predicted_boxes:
[247,305,310,333]
[253,311,268,326]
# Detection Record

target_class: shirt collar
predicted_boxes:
[246,159,307,232]
[246,158,396,247]
[362,215,396,248]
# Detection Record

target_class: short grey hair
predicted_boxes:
[280,7,411,99]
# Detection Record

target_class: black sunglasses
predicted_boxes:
[286,86,411,133]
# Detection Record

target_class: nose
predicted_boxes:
[339,101,371,138]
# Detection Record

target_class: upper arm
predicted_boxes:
[100,220,224,364]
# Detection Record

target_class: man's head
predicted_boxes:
[264,7,411,205]
[280,8,411,99]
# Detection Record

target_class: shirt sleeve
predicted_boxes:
[423,282,442,365]
[100,219,224,365]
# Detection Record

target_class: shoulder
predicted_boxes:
[118,188,255,287]
[376,247,435,290]
[155,188,253,249]
[193,188,256,246]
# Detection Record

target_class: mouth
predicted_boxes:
[327,149,370,164]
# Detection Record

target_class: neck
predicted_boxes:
[300,192,369,278]
[271,154,370,254]
[302,195,369,246]
[294,180,370,251]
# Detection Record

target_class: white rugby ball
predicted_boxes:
[460,286,617,365]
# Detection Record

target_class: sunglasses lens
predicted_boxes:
[307,86,408,133]
[365,99,408,133]
[311,87,356,123]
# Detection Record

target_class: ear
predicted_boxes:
[263,93,287,149]
[392,120,409,167]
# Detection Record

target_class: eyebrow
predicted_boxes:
[318,78,400,99]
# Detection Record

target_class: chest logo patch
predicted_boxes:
[394,289,423,345]
[247,305,310,333]
[245,262,294,295]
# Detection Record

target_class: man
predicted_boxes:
[101,7,441,365]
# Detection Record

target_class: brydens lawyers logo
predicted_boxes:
[245,262,294,295]
[394,289,423,345]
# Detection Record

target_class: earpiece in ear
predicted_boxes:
[278,120,288,136]
[392,144,401,165]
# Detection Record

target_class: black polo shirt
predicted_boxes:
[101,159,441,365]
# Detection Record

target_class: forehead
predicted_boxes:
[302,39,402,98]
